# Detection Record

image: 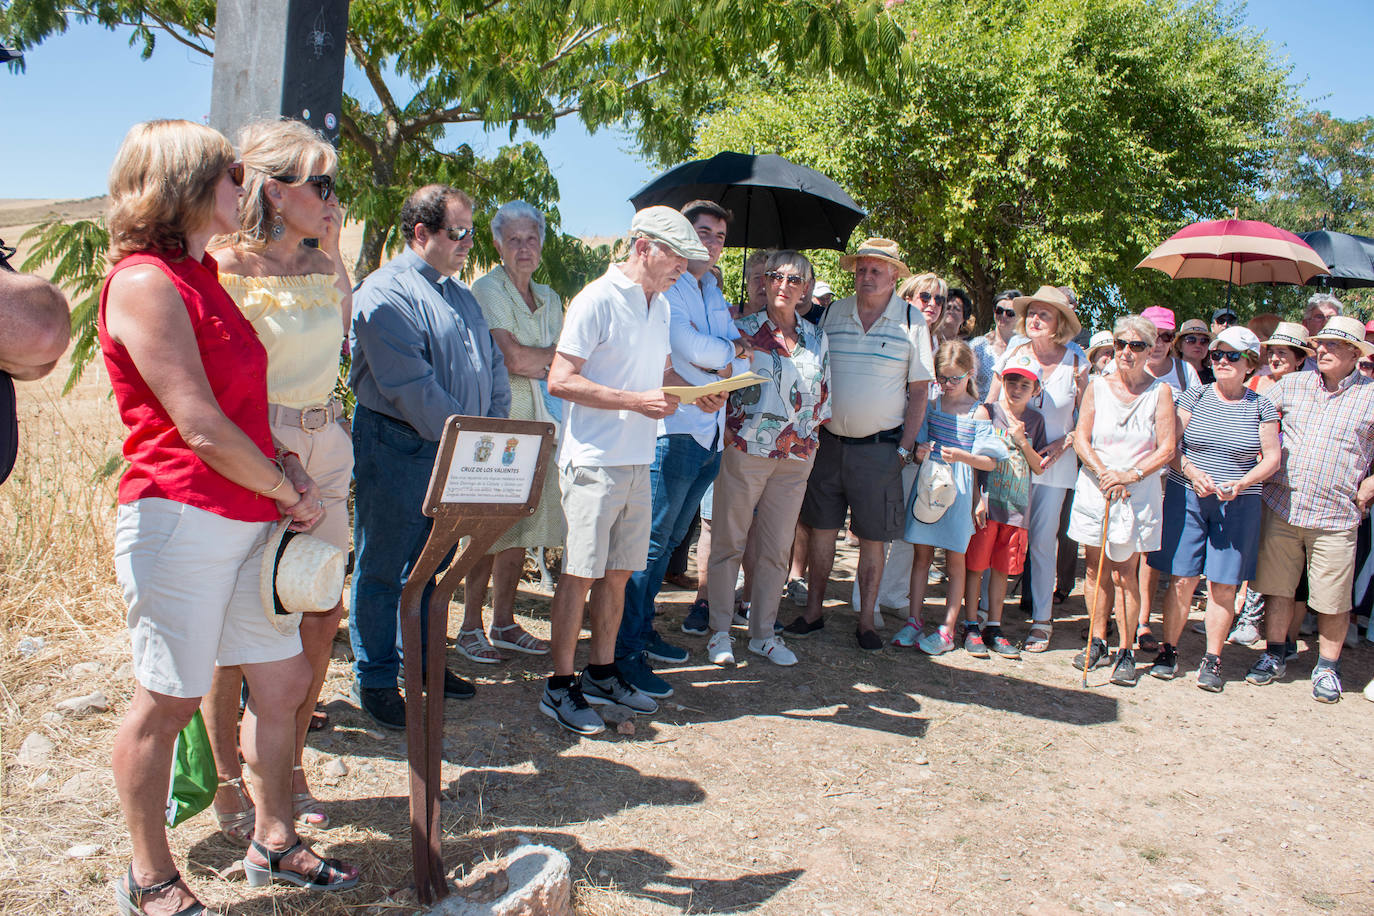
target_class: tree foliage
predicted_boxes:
[2,0,911,276]
[696,0,1295,329]
[18,218,111,392]
[1252,111,1374,236]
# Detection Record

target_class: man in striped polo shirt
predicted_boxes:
[785,238,934,650]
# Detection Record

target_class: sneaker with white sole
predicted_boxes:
[917,625,955,656]
[540,682,605,736]
[1312,666,1343,704]
[785,577,809,607]
[579,669,658,714]
[707,631,736,666]
[1363,678,1374,703]
[748,636,797,666]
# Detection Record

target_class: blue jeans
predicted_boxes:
[616,434,721,660]
[348,404,457,688]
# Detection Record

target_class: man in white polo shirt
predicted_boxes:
[540,206,708,736]
[786,238,934,651]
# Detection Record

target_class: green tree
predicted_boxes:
[1254,111,1374,236]
[3,0,910,276]
[695,0,1294,329]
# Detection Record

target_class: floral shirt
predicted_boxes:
[725,311,830,461]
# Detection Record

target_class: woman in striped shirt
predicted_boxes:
[1146,327,1280,691]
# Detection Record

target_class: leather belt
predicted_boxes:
[268,398,344,433]
[822,425,903,446]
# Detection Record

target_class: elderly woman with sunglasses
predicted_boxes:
[984,286,1088,652]
[901,272,950,343]
[1067,315,1177,687]
[1144,327,1279,691]
[970,289,1022,402]
[205,119,354,840]
[101,120,356,916]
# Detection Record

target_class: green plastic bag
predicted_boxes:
[164,710,217,827]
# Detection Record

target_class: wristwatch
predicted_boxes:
[897,446,912,464]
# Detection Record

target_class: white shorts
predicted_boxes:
[114,498,302,698]
[558,464,651,578]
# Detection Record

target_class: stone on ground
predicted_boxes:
[427,844,571,916]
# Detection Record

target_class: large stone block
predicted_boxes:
[426,844,572,916]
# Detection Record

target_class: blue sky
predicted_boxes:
[3,0,1371,236]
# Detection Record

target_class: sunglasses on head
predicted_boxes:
[1209,349,1246,364]
[936,371,969,386]
[1114,338,1149,353]
[1156,330,1176,343]
[1181,334,1209,346]
[917,291,946,306]
[994,305,1017,318]
[226,162,245,187]
[274,173,335,201]
[764,270,807,287]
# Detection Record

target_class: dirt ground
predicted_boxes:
[3,243,1374,915]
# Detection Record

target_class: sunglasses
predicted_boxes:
[443,226,475,241]
[936,371,969,386]
[1180,334,1209,346]
[1156,330,1176,343]
[226,162,245,187]
[994,306,1017,318]
[1114,338,1149,353]
[765,270,807,287]
[274,173,335,201]
[1209,349,1246,364]
[1360,361,1374,372]
[917,291,946,306]
[1214,315,1237,327]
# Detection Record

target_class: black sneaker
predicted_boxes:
[353,683,405,730]
[1072,638,1112,671]
[441,668,475,699]
[1197,656,1223,692]
[783,615,824,638]
[1148,644,1179,680]
[1110,649,1138,687]
[1245,652,1286,686]
[680,599,709,636]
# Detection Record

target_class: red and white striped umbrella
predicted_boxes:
[1137,219,1330,285]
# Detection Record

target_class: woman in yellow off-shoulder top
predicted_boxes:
[205,119,353,839]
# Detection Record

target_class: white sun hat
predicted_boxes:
[260,521,347,636]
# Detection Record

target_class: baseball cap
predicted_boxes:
[813,281,832,298]
[1140,305,1176,331]
[912,459,956,524]
[999,350,1041,383]
[1209,326,1261,357]
[630,206,709,260]
[1212,307,1238,322]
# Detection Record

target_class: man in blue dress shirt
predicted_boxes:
[347,184,511,729]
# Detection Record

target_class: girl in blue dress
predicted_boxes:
[892,340,1007,655]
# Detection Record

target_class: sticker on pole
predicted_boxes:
[440,430,543,504]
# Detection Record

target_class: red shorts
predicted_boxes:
[964,520,1028,575]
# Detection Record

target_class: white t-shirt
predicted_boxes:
[556,264,672,467]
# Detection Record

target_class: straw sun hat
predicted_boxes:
[1310,315,1374,357]
[839,238,911,278]
[1262,321,1313,355]
[260,521,347,636]
[1011,285,1082,338]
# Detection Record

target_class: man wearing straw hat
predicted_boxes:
[1245,315,1374,703]
[787,238,934,651]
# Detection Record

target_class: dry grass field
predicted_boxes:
[3,202,1374,915]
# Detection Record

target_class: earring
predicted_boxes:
[269,213,285,241]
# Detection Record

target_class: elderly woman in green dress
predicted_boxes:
[459,201,565,661]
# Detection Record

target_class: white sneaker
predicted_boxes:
[1364,678,1374,703]
[707,631,735,666]
[749,636,797,667]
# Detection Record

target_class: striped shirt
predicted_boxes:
[820,292,934,438]
[1262,369,1374,530]
[1169,385,1278,495]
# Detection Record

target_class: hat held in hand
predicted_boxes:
[912,457,956,524]
[260,521,346,636]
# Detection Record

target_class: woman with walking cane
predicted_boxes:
[1067,315,1177,687]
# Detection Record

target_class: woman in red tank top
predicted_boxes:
[101,120,358,916]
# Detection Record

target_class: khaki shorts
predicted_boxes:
[114,498,303,698]
[1253,505,1357,614]
[559,464,651,578]
[271,416,353,551]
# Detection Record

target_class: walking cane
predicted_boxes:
[1083,489,1116,688]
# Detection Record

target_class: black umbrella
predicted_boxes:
[629,151,866,252]
[1298,229,1374,289]
[0,45,22,65]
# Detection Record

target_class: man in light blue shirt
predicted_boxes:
[615,200,750,698]
[347,184,511,729]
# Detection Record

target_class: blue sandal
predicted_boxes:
[243,838,359,891]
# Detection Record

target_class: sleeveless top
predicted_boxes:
[1003,342,1080,489]
[1087,375,1164,471]
[218,272,344,409]
[98,250,278,522]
